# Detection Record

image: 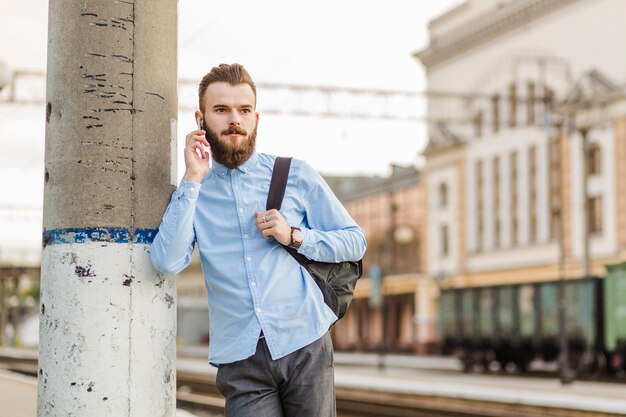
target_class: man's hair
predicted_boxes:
[198,63,257,112]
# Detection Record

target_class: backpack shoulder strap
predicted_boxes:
[266,157,292,211]
[266,156,309,266]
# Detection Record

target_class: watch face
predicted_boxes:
[292,228,303,244]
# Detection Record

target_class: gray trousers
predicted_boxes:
[215,332,336,417]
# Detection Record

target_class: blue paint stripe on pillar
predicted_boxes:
[43,228,158,245]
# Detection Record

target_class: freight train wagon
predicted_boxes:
[439,262,626,376]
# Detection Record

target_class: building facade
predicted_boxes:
[327,166,438,354]
[416,0,626,290]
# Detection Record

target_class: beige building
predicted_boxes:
[415,0,626,290]
[326,166,438,353]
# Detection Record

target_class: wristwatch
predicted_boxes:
[290,227,303,249]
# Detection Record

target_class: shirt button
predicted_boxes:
[243,234,249,239]
[256,307,262,313]
[239,207,244,213]
[250,282,256,287]
[246,256,252,262]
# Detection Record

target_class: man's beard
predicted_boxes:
[203,122,257,169]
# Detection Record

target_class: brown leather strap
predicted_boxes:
[266,157,292,211]
[266,157,309,267]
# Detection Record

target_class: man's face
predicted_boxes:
[198,82,259,169]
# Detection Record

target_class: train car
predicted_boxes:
[604,262,626,374]
[440,277,604,374]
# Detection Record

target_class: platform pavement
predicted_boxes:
[176,349,626,416]
[333,366,626,415]
[0,370,36,417]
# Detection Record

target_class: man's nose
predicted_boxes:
[229,111,242,125]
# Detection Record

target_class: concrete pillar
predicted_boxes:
[39,1,177,416]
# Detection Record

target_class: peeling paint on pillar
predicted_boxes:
[40,0,177,416]
[39,241,176,417]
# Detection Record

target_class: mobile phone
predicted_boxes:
[195,117,209,160]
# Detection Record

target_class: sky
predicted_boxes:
[0,0,463,263]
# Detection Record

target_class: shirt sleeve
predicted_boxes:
[149,180,200,275]
[295,160,367,263]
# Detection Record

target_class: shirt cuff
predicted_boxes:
[296,228,315,258]
[178,180,201,199]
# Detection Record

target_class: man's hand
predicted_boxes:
[255,210,291,246]
[182,129,210,183]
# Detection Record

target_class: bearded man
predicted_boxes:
[150,63,366,417]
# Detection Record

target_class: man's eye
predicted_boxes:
[242,109,251,114]
[216,108,226,113]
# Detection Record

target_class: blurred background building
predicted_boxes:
[417,0,626,288]
[413,0,626,373]
[325,165,437,354]
[312,0,626,361]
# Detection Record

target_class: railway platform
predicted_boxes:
[175,355,626,417]
[3,346,626,417]
[0,370,36,417]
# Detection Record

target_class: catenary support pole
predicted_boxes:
[579,126,591,278]
[38,1,178,416]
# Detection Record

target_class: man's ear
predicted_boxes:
[195,110,203,128]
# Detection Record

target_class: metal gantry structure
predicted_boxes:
[2,69,486,124]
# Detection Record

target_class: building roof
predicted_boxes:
[414,0,582,68]
[324,164,421,203]
[423,122,465,155]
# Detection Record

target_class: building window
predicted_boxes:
[476,160,484,251]
[493,156,501,247]
[440,224,449,257]
[529,146,538,242]
[588,196,603,235]
[509,83,517,128]
[492,94,500,133]
[526,82,535,125]
[587,143,602,176]
[474,110,483,138]
[510,151,518,245]
[548,137,561,240]
[541,86,555,125]
[439,182,448,208]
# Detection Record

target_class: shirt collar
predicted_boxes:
[210,152,260,177]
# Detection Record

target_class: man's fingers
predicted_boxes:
[189,137,209,148]
[254,211,291,245]
[255,211,267,225]
[195,136,209,147]
[185,131,208,147]
[255,210,282,224]
[257,219,275,230]
[189,143,208,159]
[190,142,203,152]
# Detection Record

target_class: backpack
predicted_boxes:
[267,157,363,322]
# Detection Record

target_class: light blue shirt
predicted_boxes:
[150,152,366,365]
